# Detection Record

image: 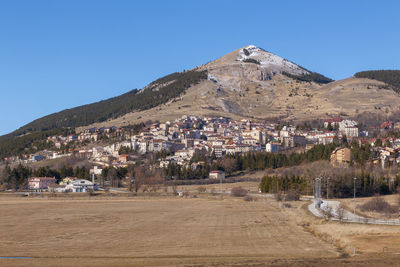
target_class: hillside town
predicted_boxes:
[3,115,400,179]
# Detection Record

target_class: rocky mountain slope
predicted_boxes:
[83,45,400,130]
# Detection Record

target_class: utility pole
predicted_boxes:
[314,177,322,208]
[327,177,330,208]
[353,177,357,216]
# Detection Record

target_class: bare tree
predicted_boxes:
[221,157,237,176]
[107,167,118,188]
[336,204,345,222]
[133,167,165,193]
[133,166,146,192]
[147,170,165,192]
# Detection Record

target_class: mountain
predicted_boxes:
[2,45,400,158]
[82,45,400,130]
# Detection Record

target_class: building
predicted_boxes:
[266,142,280,153]
[90,166,103,176]
[119,154,129,163]
[324,118,342,128]
[343,126,359,137]
[330,147,351,165]
[28,177,57,190]
[66,179,97,192]
[209,170,225,180]
[339,120,358,137]
[31,155,45,162]
[283,135,306,148]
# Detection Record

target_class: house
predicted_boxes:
[209,170,225,180]
[65,179,97,192]
[119,154,129,163]
[28,177,57,190]
[380,121,394,130]
[330,147,351,165]
[59,177,77,185]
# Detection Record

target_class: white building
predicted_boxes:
[209,170,225,180]
[66,179,97,192]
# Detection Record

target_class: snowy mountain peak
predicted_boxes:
[237,45,309,76]
[243,44,264,52]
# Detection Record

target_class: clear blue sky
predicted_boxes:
[1,0,399,135]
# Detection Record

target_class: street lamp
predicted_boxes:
[353,177,357,216]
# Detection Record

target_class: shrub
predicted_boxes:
[321,205,333,220]
[243,195,257,202]
[275,192,283,202]
[210,188,217,196]
[197,186,207,193]
[359,196,397,214]
[231,186,248,197]
[285,189,300,201]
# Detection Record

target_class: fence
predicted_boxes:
[331,216,400,226]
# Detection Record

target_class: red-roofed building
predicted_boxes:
[380,121,393,130]
[324,118,342,128]
[119,154,129,163]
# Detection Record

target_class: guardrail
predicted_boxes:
[331,216,400,226]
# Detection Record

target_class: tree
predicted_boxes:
[107,167,118,187]
[375,138,382,147]
[133,166,146,192]
[220,157,237,176]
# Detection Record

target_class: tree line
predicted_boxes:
[282,71,333,84]
[0,164,90,191]
[163,143,338,180]
[260,172,400,198]
[355,70,400,93]
[0,128,75,160]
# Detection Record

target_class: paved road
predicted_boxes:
[308,200,400,225]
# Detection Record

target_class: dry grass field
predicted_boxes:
[1,192,400,266]
[338,194,400,219]
[0,194,338,266]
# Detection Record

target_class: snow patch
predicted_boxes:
[238,45,309,76]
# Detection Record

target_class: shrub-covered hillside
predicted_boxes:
[0,69,207,158]
[354,70,400,92]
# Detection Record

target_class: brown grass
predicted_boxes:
[339,194,400,219]
[2,191,400,266]
[0,194,337,266]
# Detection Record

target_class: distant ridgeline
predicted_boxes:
[354,70,400,93]
[282,71,333,84]
[0,69,208,159]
